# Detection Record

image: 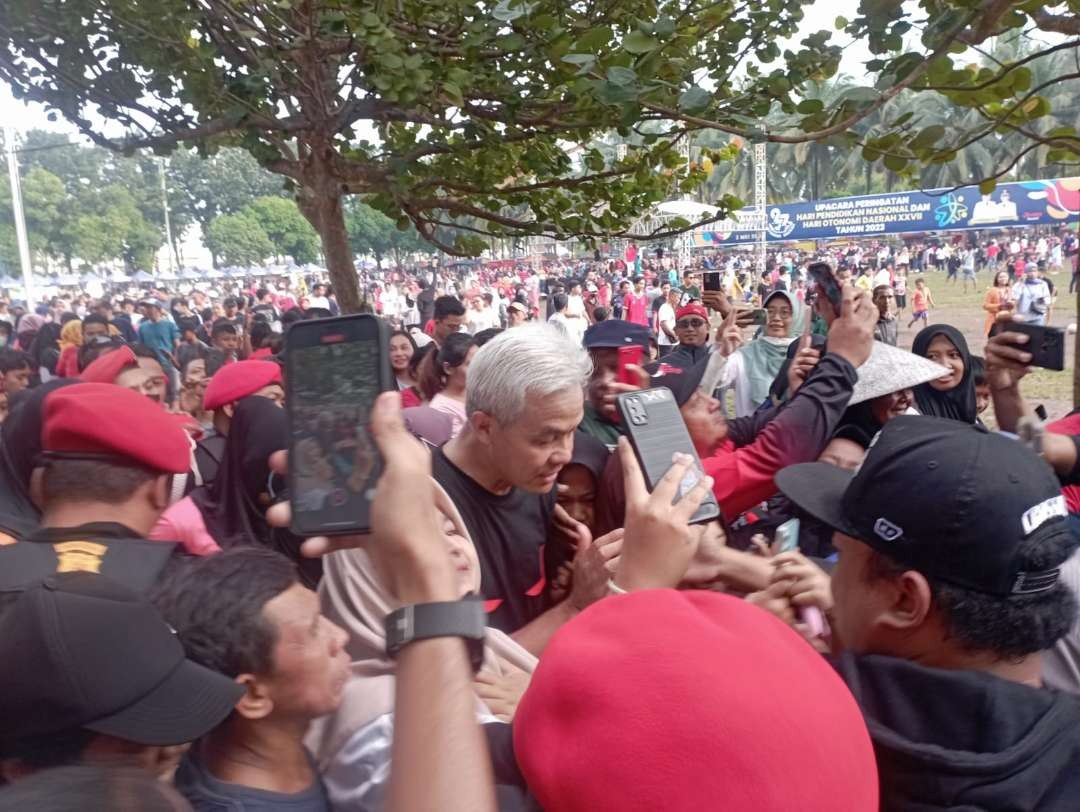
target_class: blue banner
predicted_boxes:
[691,177,1080,247]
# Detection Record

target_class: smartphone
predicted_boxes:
[617,344,644,386]
[1007,323,1065,371]
[285,314,393,536]
[774,518,800,553]
[615,388,722,525]
[807,261,842,316]
[752,308,767,326]
[702,271,722,292]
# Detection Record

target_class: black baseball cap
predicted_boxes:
[645,356,709,407]
[0,573,244,745]
[777,416,1074,596]
[583,320,651,351]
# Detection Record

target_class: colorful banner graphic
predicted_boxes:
[691,177,1080,247]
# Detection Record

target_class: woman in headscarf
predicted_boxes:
[14,313,45,352]
[0,379,77,543]
[150,396,321,584]
[28,321,62,381]
[307,480,536,810]
[911,323,977,423]
[718,290,805,417]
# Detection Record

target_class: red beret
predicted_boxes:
[79,345,137,384]
[513,590,878,812]
[42,383,191,474]
[675,303,708,321]
[203,360,282,411]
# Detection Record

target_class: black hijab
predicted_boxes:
[0,379,78,538]
[911,324,977,424]
[189,396,321,586]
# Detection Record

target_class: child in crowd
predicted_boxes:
[907,277,933,329]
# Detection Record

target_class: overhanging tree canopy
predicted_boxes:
[1,0,1077,310]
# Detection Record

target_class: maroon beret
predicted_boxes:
[79,345,137,384]
[203,360,282,411]
[43,383,190,474]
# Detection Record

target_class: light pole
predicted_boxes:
[3,126,34,308]
[752,130,768,283]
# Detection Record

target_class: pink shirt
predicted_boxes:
[149,496,221,556]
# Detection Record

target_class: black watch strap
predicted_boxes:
[384,598,486,672]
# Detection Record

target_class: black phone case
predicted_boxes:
[285,314,392,536]
[702,271,722,292]
[1008,323,1066,371]
[615,388,721,525]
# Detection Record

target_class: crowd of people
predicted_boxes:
[0,224,1079,811]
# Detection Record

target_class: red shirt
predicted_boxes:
[624,292,649,326]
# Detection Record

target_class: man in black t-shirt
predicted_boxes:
[433,323,597,651]
[416,279,436,324]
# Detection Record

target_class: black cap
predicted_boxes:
[777,416,1075,597]
[0,573,244,745]
[645,356,709,407]
[583,320,651,351]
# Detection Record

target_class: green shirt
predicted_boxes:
[578,402,623,450]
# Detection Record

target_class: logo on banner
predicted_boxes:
[934,193,969,228]
[766,207,795,238]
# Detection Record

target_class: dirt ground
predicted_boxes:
[902,268,1076,422]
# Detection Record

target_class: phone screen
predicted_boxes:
[703,271,722,292]
[617,345,643,385]
[287,319,386,535]
[807,262,842,315]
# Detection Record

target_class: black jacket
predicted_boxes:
[834,653,1080,811]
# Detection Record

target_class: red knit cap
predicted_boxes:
[202,360,282,411]
[513,590,878,811]
[42,383,190,474]
[675,302,708,321]
[79,345,137,384]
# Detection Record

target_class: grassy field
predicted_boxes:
[905,268,1076,420]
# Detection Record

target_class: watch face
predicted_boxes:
[384,600,487,673]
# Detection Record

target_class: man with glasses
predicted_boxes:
[665,303,712,366]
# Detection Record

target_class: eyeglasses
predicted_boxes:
[676,318,707,329]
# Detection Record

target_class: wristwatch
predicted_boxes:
[384,597,486,673]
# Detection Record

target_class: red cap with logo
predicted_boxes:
[42,383,190,474]
[675,303,708,321]
[79,345,137,384]
[203,360,282,411]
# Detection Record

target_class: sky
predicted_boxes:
[0,0,872,141]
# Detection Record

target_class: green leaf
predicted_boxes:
[911,124,946,148]
[978,178,997,194]
[678,86,712,112]
[835,16,848,28]
[442,82,463,106]
[380,53,403,70]
[883,153,908,172]
[575,26,612,52]
[623,31,659,54]
[796,98,824,114]
[607,66,637,85]
[840,86,879,103]
[561,53,595,65]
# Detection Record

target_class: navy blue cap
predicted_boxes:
[777,416,1076,597]
[644,356,709,407]
[583,320,651,351]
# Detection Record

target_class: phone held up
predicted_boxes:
[617,344,644,386]
[615,388,721,525]
[285,314,393,536]
[1006,323,1066,371]
[806,261,843,317]
[702,271,722,292]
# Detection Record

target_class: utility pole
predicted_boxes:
[158,157,177,272]
[753,131,768,283]
[3,127,34,309]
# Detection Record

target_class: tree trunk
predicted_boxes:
[300,191,362,314]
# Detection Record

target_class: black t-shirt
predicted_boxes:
[432,447,554,634]
[417,288,436,323]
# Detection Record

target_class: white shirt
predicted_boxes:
[657,302,677,346]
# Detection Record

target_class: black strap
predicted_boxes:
[384,597,486,672]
